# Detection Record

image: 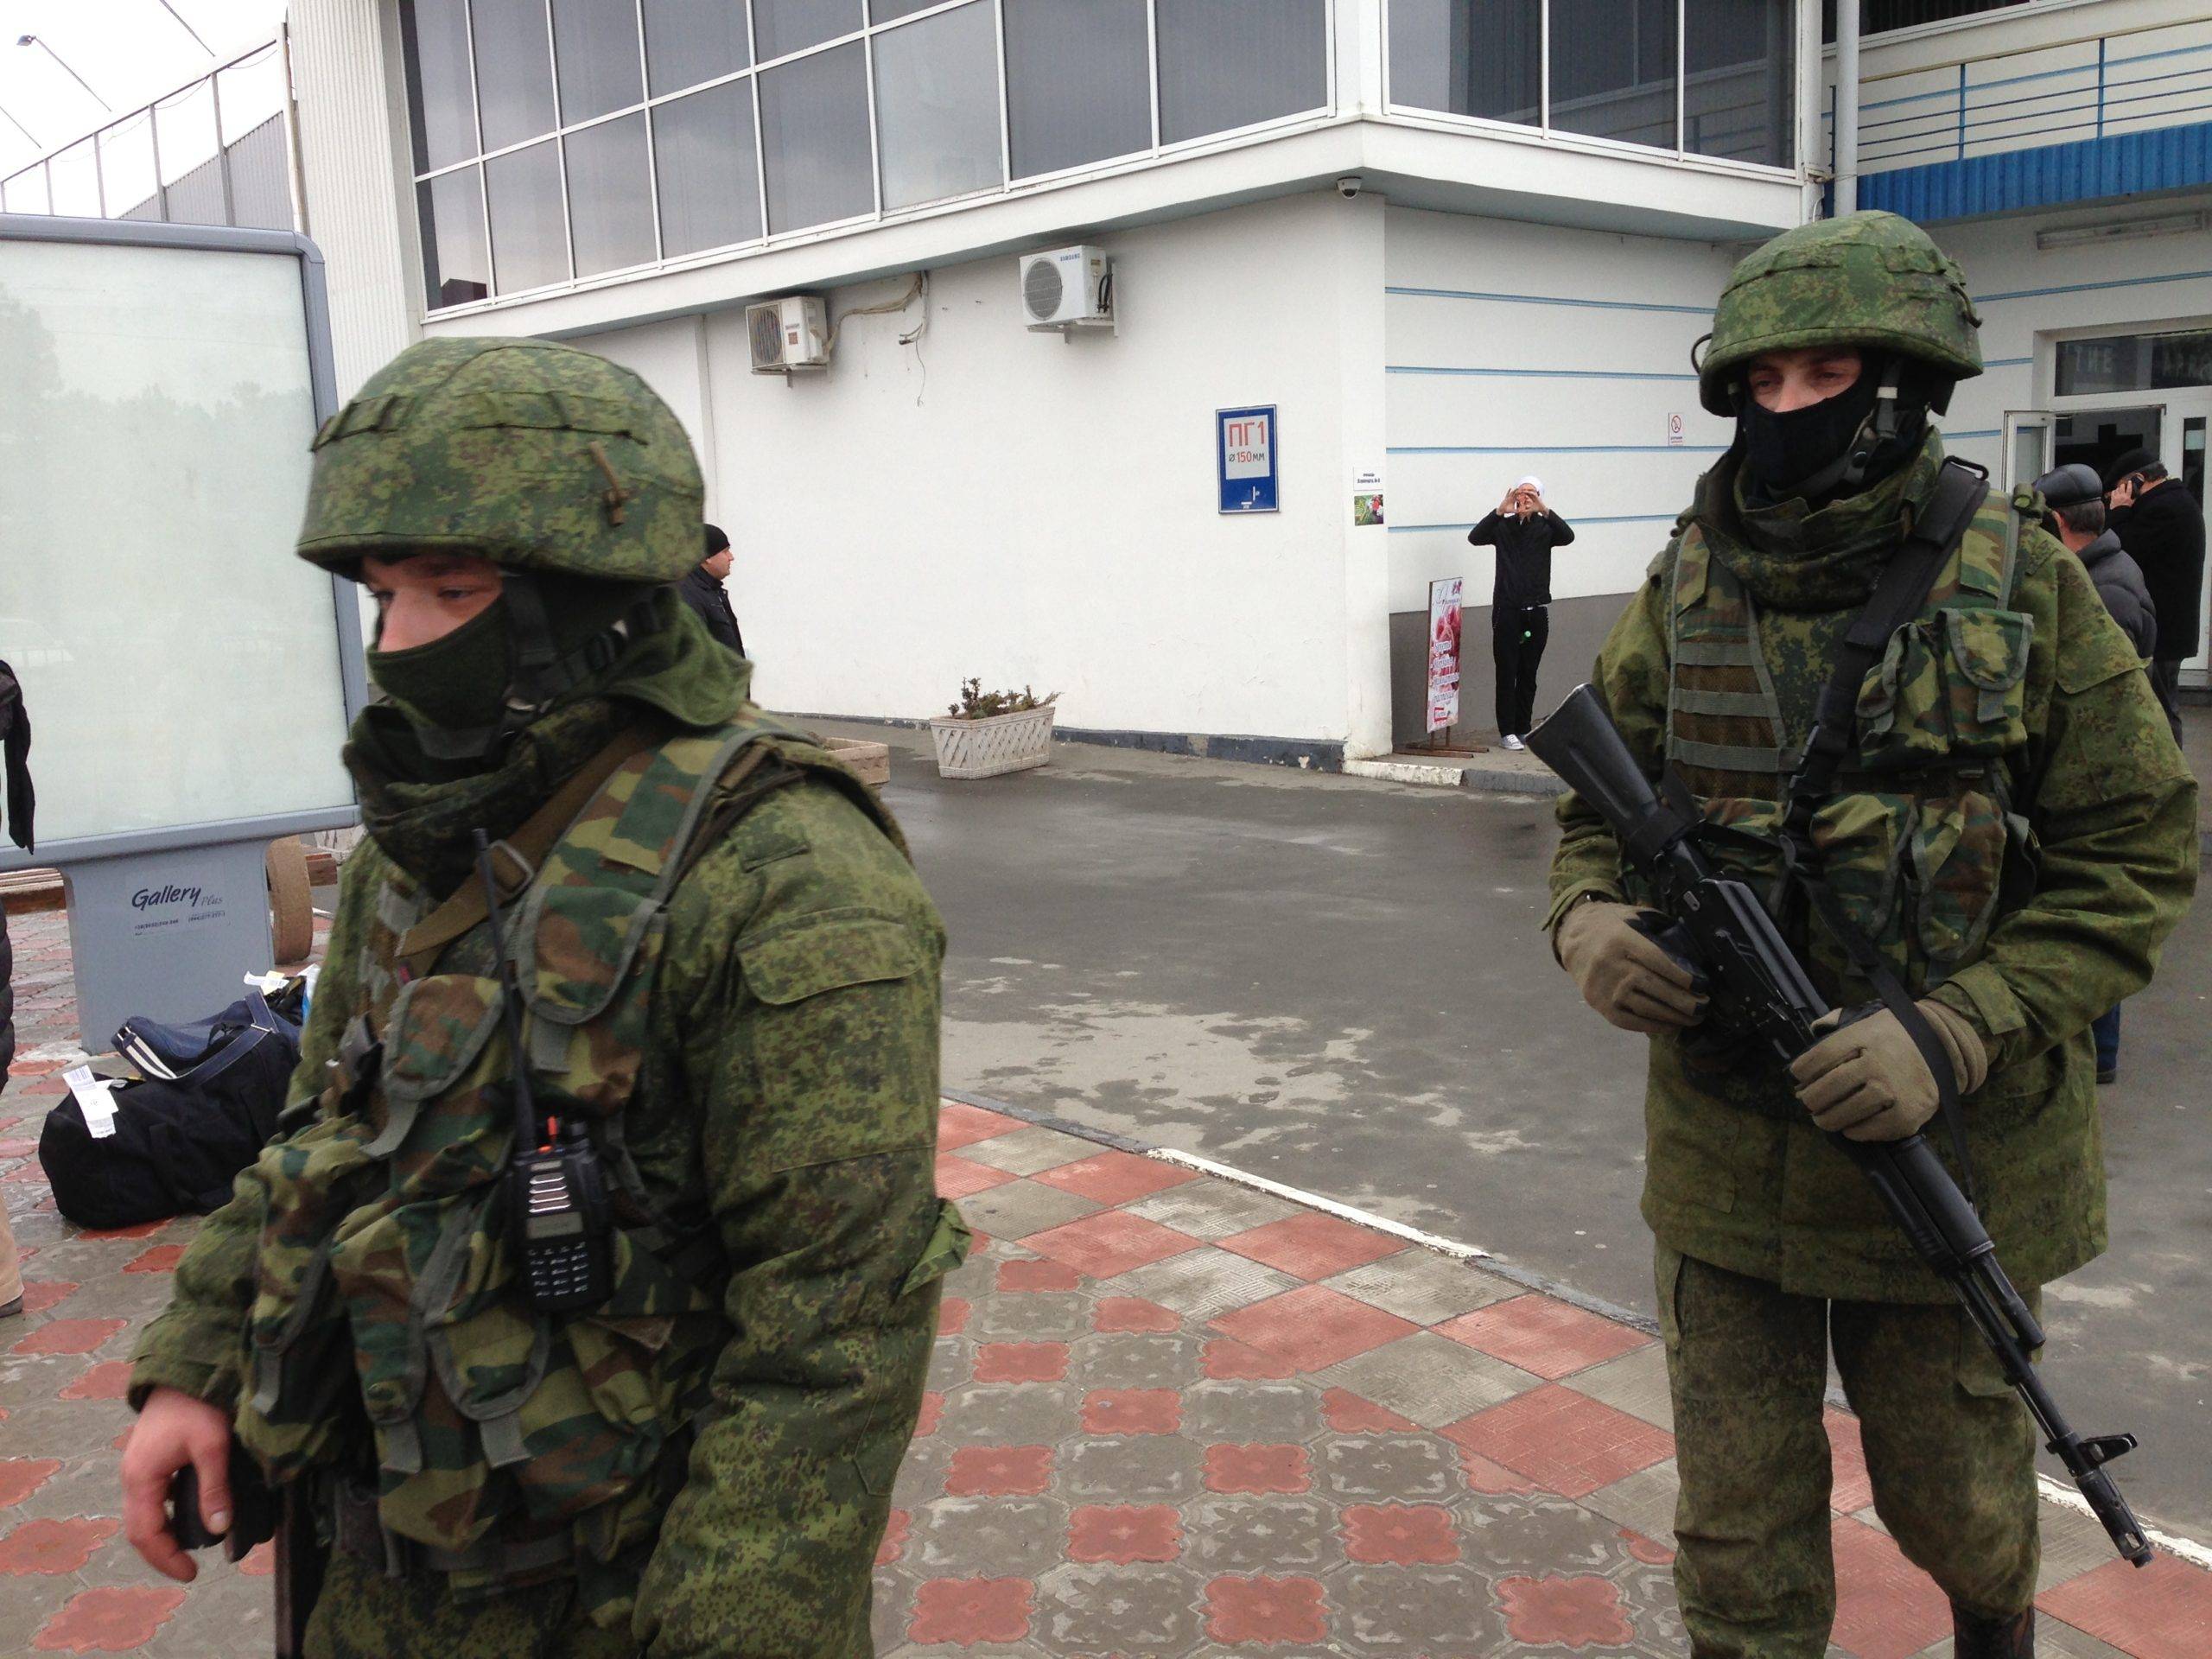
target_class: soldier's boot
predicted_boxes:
[1951,1605,2034,1658]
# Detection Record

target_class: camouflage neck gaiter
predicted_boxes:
[346,588,754,894]
[1698,429,1949,613]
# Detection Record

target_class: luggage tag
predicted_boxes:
[63,1065,120,1140]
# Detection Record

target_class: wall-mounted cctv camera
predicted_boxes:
[1337,175,1363,199]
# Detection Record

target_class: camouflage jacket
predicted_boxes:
[131,726,954,1656]
[1548,440,2198,1301]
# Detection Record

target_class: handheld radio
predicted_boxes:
[474,829,612,1312]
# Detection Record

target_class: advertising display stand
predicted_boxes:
[0,216,363,1043]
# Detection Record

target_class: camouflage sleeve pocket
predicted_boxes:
[739,911,927,1006]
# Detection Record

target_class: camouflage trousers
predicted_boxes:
[302,1552,639,1659]
[1657,1246,2040,1659]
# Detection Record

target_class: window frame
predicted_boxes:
[1378,0,1802,179]
[403,0,1341,315]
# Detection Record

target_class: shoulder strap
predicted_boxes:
[1777,459,1991,1206]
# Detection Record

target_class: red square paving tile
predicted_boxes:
[1068,1503,1182,1565]
[1217,1211,1407,1281]
[934,1153,1018,1200]
[11,1318,126,1358]
[33,1585,189,1652]
[1210,1283,1420,1373]
[936,1102,1022,1150]
[2041,1552,2212,1659]
[1827,1514,1954,1659]
[1441,1384,1674,1499]
[1030,1149,1198,1206]
[1825,1408,1872,1514]
[1434,1294,1653,1380]
[907,1577,1033,1645]
[1022,1211,1202,1280]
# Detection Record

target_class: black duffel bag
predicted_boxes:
[41,989,301,1230]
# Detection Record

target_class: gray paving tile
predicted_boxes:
[1106,1249,1303,1320]
[955,1178,1103,1241]
[1321,1249,1520,1325]
[956,1123,1096,1177]
[1122,1180,1309,1240]
[1314,1332,1540,1429]
[1580,1456,1681,1549]
[1567,1340,1675,1429]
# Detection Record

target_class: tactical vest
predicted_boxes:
[1656,485,2033,995]
[230,721,917,1613]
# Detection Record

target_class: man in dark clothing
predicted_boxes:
[678,522,747,657]
[1467,476,1575,748]
[2037,462,2158,1084]
[0,658,32,1319]
[2106,447,2203,744]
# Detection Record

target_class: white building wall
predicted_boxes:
[573,191,1389,749]
[1382,209,1742,616]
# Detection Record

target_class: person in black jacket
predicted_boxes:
[2106,447,2204,744]
[2037,463,2157,1084]
[0,658,32,1319]
[1467,476,1575,748]
[677,522,747,658]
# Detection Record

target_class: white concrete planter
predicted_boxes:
[929,705,1056,779]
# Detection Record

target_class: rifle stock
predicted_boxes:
[1529,683,2153,1568]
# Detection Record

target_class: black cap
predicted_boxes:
[2105,448,2158,487]
[2032,463,2104,511]
[703,523,730,555]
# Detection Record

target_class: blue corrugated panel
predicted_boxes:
[1859,119,2212,221]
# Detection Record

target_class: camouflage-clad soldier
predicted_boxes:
[120,339,965,1658]
[1546,213,2196,1658]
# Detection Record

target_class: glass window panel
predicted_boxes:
[1551,0,1676,149]
[419,165,492,307]
[1387,0,1538,126]
[653,79,762,254]
[3,169,52,215]
[752,0,861,60]
[485,138,569,290]
[759,41,873,231]
[1003,0,1150,179]
[402,0,479,169]
[156,82,220,186]
[99,116,162,219]
[1157,0,1326,144]
[473,0,559,152]
[564,111,656,274]
[645,0,751,94]
[552,0,645,123]
[48,142,101,217]
[874,1,1001,210]
[1685,0,1794,167]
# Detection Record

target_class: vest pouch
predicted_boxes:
[1942,608,2031,756]
[1804,793,1909,984]
[1908,783,2008,973]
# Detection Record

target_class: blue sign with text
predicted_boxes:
[1217,404,1279,514]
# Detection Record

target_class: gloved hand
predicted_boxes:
[1789,1000,1988,1141]
[1554,899,1707,1035]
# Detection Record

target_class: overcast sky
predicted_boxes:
[0,1,287,184]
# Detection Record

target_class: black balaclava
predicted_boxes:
[1737,355,1937,507]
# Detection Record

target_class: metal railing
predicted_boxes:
[1827,18,2212,175]
[0,35,302,232]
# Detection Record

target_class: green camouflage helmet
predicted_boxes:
[296,337,704,581]
[1697,212,1982,416]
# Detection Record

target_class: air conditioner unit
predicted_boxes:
[747,295,830,373]
[1020,245,1112,331]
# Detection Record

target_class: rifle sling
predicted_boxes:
[1776,460,1989,1208]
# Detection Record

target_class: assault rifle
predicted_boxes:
[1528,683,2154,1567]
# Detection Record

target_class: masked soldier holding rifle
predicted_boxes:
[1541,213,2196,1658]
[118,338,963,1657]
